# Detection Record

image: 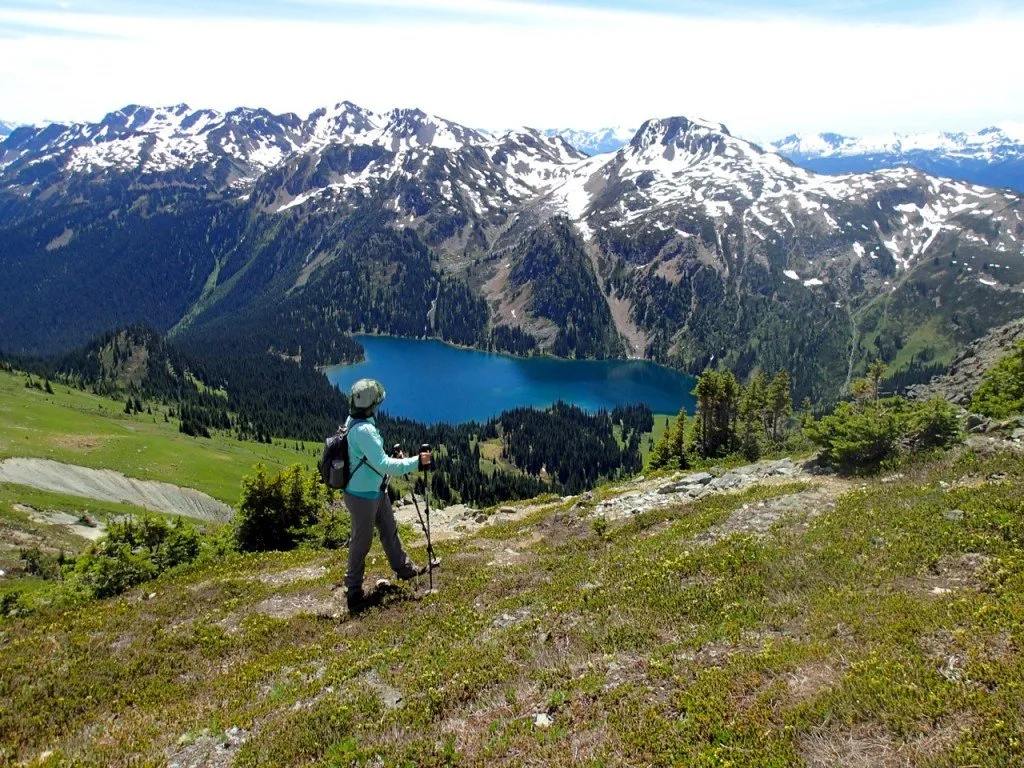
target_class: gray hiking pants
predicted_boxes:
[343,491,416,592]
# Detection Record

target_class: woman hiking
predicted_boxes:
[342,378,430,613]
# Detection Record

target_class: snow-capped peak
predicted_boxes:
[372,108,486,152]
[485,128,587,193]
[627,116,731,156]
[305,101,378,145]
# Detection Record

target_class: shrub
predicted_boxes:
[804,401,901,469]
[73,515,207,598]
[235,464,328,552]
[971,341,1024,418]
[75,545,158,599]
[805,396,963,471]
[906,397,962,449]
[19,547,66,580]
[0,591,25,618]
[301,506,351,550]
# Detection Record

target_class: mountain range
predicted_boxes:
[2,101,1023,403]
[548,123,1024,195]
[771,125,1024,193]
[543,126,637,156]
[0,120,19,137]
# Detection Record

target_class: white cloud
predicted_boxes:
[1,2,1022,141]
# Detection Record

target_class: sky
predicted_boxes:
[1,0,1023,142]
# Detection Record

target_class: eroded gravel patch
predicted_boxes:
[583,459,809,523]
[254,564,330,586]
[0,458,233,522]
[221,590,342,630]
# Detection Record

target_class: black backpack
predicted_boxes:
[318,421,374,490]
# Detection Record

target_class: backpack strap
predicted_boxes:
[345,420,385,488]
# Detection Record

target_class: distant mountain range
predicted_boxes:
[771,125,1024,192]
[2,101,1023,402]
[0,120,19,137]
[542,126,637,156]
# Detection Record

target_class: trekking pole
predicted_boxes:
[408,491,433,590]
[420,443,436,593]
[403,444,437,592]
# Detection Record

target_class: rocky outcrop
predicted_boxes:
[909,317,1024,405]
[584,459,805,522]
[392,458,811,538]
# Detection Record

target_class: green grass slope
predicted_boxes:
[0,369,321,504]
[1,448,1022,765]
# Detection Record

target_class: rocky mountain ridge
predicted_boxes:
[908,316,1024,405]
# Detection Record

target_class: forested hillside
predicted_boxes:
[507,218,624,359]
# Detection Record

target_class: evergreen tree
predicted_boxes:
[692,369,741,458]
[766,370,793,443]
[649,423,675,470]
[867,360,887,402]
[671,408,689,469]
[798,396,813,429]
[738,377,764,461]
[649,409,689,470]
[971,341,1024,418]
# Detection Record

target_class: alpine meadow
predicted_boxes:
[2,1,1024,765]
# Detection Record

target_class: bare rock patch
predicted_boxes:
[167,726,249,768]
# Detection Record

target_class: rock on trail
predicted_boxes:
[0,458,234,522]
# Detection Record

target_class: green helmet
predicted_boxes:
[350,378,386,411]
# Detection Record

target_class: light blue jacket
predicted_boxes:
[344,416,420,498]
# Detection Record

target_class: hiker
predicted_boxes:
[342,378,431,612]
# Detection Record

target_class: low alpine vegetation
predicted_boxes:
[805,363,962,470]
[2,448,1023,765]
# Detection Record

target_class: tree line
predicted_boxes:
[650,368,795,470]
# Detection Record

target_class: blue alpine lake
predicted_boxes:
[324,336,697,425]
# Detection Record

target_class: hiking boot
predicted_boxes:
[346,588,366,614]
[396,563,427,580]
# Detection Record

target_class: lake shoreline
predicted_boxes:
[317,331,657,373]
[322,336,697,425]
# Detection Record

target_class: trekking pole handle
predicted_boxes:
[418,443,432,471]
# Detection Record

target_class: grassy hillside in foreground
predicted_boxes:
[1,448,1022,765]
[0,369,322,503]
